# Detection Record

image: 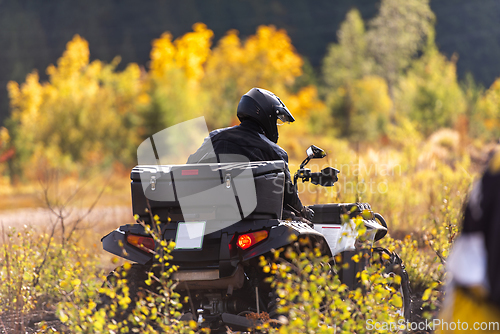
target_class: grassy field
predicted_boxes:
[0,5,496,330]
[0,127,488,333]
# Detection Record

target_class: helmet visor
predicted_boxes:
[276,105,295,124]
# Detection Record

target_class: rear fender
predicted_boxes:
[241,220,332,262]
[101,224,154,264]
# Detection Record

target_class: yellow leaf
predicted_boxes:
[302,290,310,301]
[59,312,69,323]
[390,294,403,308]
[422,287,432,301]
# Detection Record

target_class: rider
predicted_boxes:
[187,87,314,220]
[437,148,500,333]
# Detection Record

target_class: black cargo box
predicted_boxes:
[131,161,286,223]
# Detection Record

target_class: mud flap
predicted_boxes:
[221,313,262,331]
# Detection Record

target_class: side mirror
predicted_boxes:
[306,145,326,159]
[300,145,326,168]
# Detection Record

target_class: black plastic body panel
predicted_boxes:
[309,203,388,290]
[101,227,153,265]
[337,249,372,290]
[239,221,332,262]
[309,202,374,224]
[309,202,386,241]
[101,218,331,278]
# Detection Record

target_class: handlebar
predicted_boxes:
[294,167,339,187]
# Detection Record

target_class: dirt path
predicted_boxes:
[0,205,135,234]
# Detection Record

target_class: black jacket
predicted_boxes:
[462,150,500,306]
[187,120,304,214]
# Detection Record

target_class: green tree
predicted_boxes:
[455,73,484,142]
[322,9,375,138]
[366,0,435,110]
[322,9,394,140]
[322,9,373,91]
[327,76,392,141]
[396,38,466,136]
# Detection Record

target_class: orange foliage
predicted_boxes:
[287,86,322,118]
[205,25,303,95]
[199,25,305,128]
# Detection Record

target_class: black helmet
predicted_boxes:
[236,88,295,143]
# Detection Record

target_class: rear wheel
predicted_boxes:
[265,243,333,327]
[98,263,153,322]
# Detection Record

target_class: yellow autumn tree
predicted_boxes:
[150,23,213,85]
[200,29,245,127]
[7,23,327,180]
[146,23,308,131]
[241,25,303,88]
[281,86,330,136]
[7,35,144,178]
[475,78,500,139]
[142,23,214,136]
[202,25,304,128]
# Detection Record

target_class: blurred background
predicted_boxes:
[0,0,499,328]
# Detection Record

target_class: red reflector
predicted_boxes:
[126,234,155,253]
[182,169,199,176]
[237,230,269,250]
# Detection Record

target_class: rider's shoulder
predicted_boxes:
[257,133,288,158]
[209,126,235,138]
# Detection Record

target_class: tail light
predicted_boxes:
[126,234,155,253]
[237,230,269,250]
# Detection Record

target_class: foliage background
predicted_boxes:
[2,0,500,123]
[1,0,499,332]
